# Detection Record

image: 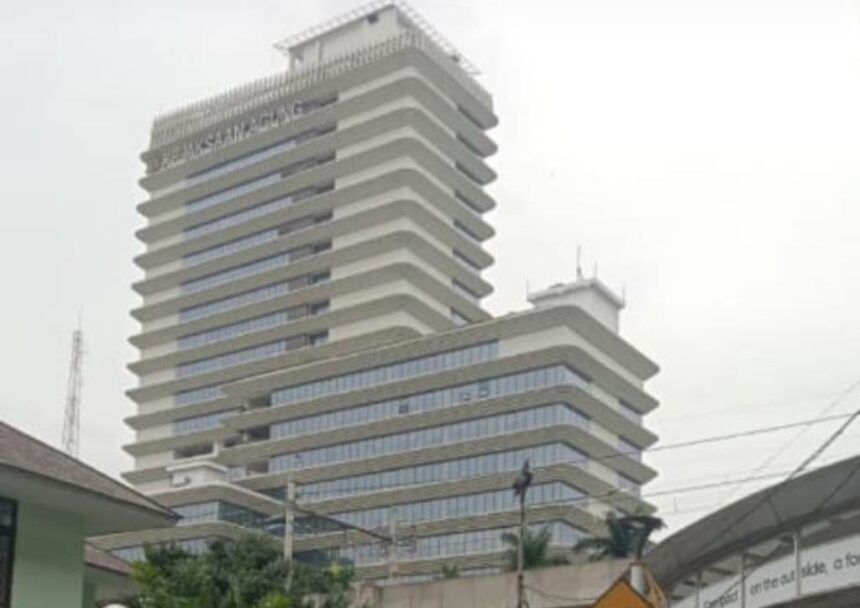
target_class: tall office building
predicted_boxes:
[97,1,660,582]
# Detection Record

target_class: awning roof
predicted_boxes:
[647,454,860,590]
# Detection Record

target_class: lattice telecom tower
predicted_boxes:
[62,325,84,458]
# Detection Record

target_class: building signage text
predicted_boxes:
[147,98,319,175]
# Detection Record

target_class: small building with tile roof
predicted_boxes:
[0,421,176,608]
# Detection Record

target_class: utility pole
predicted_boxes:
[62,324,84,458]
[387,509,399,579]
[512,460,533,608]
[266,484,395,563]
[283,480,296,560]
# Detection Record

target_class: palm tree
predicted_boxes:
[501,526,569,571]
[574,512,664,561]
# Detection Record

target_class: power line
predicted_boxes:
[297,410,856,500]
[649,449,860,521]
[650,390,843,425]
[301,468,829,544]
[556,469,801,511]
[693,455,860,608]
[714,376,860,507]
[675,378,860,608]
[621,412,852,461]
[285,405,860,562]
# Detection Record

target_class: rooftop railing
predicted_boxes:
[149,28,491,152]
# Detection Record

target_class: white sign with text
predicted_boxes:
[672,530,860,607]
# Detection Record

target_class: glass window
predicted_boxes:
[274,362,589,441]
[174,385,224,407]
[181,237,330,295]
[183,229,280,267]
[185,172,282,214]
[271,342,499,407]
[174,410,235,435]
[178,281,290,323]
[185,194,293,240]
[294,443,588,502]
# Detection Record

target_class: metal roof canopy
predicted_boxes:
[646,454,860,591]
[273,0,480,76]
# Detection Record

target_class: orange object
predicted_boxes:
[591,578,654,608]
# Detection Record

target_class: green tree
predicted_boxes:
[441,563,460,579]
[130,533,356,608]
[573,513,664,561]
[501,526,569,571]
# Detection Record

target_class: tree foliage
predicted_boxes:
[129,533,356,608]
[501,526,569,571]
[440,563,460,579]
[573,512,665,561]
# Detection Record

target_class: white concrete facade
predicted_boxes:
[100,2,661,582]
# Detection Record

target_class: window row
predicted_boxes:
[322,482,586,533]
[172,501,267,528]
[177,301,329,351]
[186,172,282,214]
[177,331,328,379]
[269,403,590,474]
[173,409,236,436]
[156,121,335,200]
[269,365,586,441]
[183,208,332,275]
[174,385,224,407]
[181,240,330,294]
[177,270,330,323]
[185,151,334,217]
[271,342,499,407]
[183,228,280,267]
[178,340,288,379]
[111,538,211,564]
[329,521,585,566]
[185,193,294,240]
[183,179,333,241]
[293,442,586,502]
[187,133,300,185]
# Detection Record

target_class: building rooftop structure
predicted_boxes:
[273,0,479,75]
[146,0,488,155]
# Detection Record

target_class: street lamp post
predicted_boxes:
[512,460,533,608]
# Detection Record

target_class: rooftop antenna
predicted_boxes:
[576,246,584,281]
[62,318,85,458]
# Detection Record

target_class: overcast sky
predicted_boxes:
[1,0,859,537]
